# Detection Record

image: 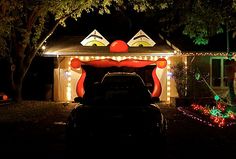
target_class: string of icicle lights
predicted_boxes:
[177,52,236,56]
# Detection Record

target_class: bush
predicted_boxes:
[171,62,187,97]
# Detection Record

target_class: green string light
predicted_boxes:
[228,52,232,60]
[214,95,220,101]
[210,108,222,117]
[195,72,200,80]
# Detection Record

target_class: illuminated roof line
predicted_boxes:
[178,51,236,56]
[43,52,175,57]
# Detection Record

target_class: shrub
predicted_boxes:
[171,62,187,97]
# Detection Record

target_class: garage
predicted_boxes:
[44,29,177,102]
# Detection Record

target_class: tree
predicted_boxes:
[152,0,236,45]
[0,0,155,102]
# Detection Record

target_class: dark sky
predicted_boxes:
[53,9,160,42]
[52,8,235,52]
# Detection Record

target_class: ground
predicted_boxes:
[0,101,236,159]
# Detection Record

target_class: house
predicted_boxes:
[43,29,236,106]
[168,32,236,105]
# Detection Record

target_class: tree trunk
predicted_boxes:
[14,78,23,102]
[12,60,25,102]
[10,44,28,102]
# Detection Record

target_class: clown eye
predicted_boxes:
[81,29,109,46]
[127,29,156,47]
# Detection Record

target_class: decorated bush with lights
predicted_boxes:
[188,101,236,128]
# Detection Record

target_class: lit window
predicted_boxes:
[210,57,228,87]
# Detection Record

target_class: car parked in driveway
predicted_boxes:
[66,72,167,153]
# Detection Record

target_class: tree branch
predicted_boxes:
[35,8,80,52]
[23,8,79,72]
[27,6,41,32]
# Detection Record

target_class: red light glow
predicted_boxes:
[156,58,167,69]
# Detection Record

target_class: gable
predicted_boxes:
[81,29,109,46]
[127,30,156,47]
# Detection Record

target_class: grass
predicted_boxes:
[0,100,76,124]
[0,101,78,156]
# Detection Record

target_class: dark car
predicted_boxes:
[66,72,167,154]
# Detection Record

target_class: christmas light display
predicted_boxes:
[176,52,236,57]
[178,102,236,128]
[176,59,236,128]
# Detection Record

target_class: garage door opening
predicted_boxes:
[82,65,155,94]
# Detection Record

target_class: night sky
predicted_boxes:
[53,9,160,42]
[52,8,236,52]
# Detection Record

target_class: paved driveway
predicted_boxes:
[0,101,236,159]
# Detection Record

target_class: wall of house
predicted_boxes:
[169,55,236,107]
[54,68,81,101]
[156,65,167,101]
[187,56,235,99]
[186,56,212,97]
[54,57,82,102]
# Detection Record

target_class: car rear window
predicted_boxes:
[101,75,145,88]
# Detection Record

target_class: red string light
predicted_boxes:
[178,103,236,128]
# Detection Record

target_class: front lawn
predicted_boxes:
[0,101,75,124]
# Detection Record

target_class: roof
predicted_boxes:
[43,35,176,57]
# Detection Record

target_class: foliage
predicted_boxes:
[182,0,225,45]
[0,0,156,102]
[153,0,236,45]
[171,62,187,97]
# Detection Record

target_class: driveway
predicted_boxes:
[0,101,236,159]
